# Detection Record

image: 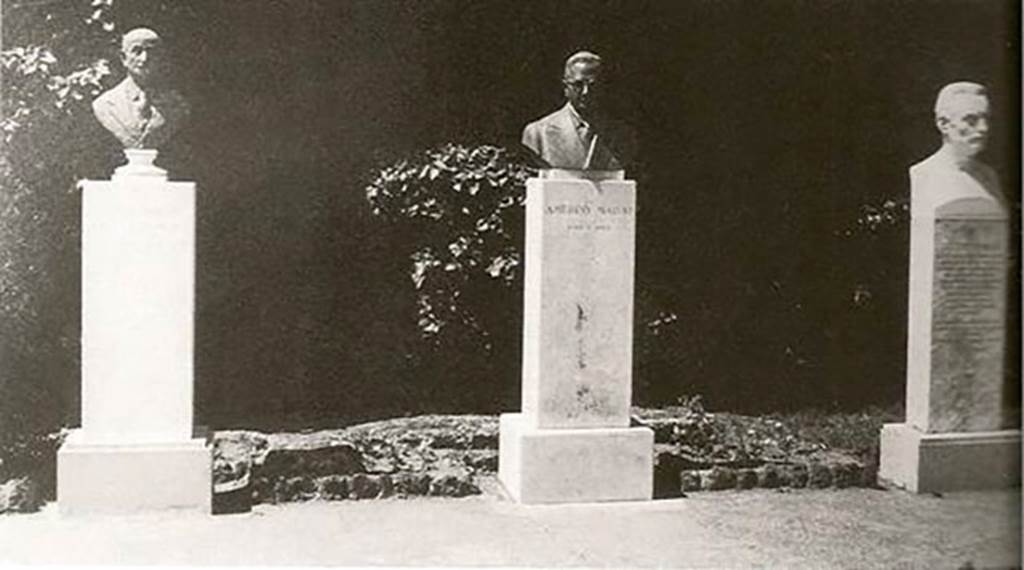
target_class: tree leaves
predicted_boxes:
[365,143,535,344]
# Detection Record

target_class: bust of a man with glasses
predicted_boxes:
[521,51,636,171]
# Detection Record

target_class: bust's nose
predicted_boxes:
[975,117,989,135]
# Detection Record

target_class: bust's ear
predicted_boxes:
[935,115,950,135]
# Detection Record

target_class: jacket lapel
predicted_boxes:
[544,104,587,169]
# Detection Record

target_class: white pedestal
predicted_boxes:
[58,150,211,514]
[499,170,653,504]
[57,429,212,515]
[499,414,653,504]
[879,154,1019,493]
[879,423,1020,493]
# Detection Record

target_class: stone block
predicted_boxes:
[757,464,784,489]
[807,463,833,488]
[700,467,736,491]
[680,470,702,492]
[498,413,653,504]
[735,468,758,489]
[57,429,212,515]
[878,423,1020,493]
[79,177,197,444]
[520,175,636,429]
[907,197,1011,433]
[786,464,808,488]
[881,154,1020,494]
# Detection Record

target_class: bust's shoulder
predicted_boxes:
[525,105,569,132]
[909,151,946,178]
[92,78,131,109]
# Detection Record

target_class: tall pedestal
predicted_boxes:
[58,151,212,514]
[499,170,653,504]
[879,157,1020,493]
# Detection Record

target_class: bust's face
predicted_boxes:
[939,94,991,158]
[563,61,603,116]
[122,36,164,83]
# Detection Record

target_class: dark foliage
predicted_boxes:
[365,144,535,412]
[0,1,1018,436]
[1,0,121,446]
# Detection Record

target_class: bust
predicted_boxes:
[92,28,189,150]
[521,51,636,172]
[909,82,1002,217]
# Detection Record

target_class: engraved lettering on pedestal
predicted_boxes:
[930,219,1007,432]
[547,202,633,232]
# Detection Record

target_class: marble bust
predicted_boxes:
[92,28,189,150]
[521,51,636,171]
[909,82,1002,216]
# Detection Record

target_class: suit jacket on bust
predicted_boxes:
[92,77,189,150]
[521,103,635,171]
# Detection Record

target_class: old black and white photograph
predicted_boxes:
[0,0,1020,567]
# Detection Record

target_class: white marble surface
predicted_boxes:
[498,413,653,504]
[57,429,212,514]
[79,172,196,444]
[905,153,1008,434]
[878,423,1020,493]
[520,175,636,429]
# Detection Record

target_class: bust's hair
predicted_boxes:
[934,81,988,119]
[121,27,161,53]
[564,51,602,77]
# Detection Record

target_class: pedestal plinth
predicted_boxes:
[879,156,1020,493]
[58,150,211,514]
[499,170,653,504]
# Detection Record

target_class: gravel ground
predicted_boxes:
[0,482,1018,568]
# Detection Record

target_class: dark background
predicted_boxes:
[11,0,1021,429]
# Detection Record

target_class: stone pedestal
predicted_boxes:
[499,170,653,504]
[58,150,212,514]
[879,156,1021,493]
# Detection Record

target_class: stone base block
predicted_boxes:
[498,413,653,504]
[878,423,1021,493]
[57,429,212,515]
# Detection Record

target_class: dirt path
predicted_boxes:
[0,483,1018,568]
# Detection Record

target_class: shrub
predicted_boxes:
[1,0,118,452]
[365,143,535,410]
[366,143,534,344]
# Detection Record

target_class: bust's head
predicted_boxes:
[121,27,165,87]
[562,51,604,118]
[934,82,990,159]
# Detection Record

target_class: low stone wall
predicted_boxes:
[0,411,878,513]
[213,413,875,508]
[213,415,500,509]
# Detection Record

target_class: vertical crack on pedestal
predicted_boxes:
[575,303,588,369]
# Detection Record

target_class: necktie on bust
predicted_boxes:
[577,120,598,169]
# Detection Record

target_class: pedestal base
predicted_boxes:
[498,413,653,504]
[878,423,1021,493]
[57,429,213,515]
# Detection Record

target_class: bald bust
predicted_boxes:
[521,51,636,171]
[92,28,189,150]
[910,82,1002,215]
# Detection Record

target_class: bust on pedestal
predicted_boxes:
[499,52,653,504]
[878,82,1020,493]
[57,28,211,515]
